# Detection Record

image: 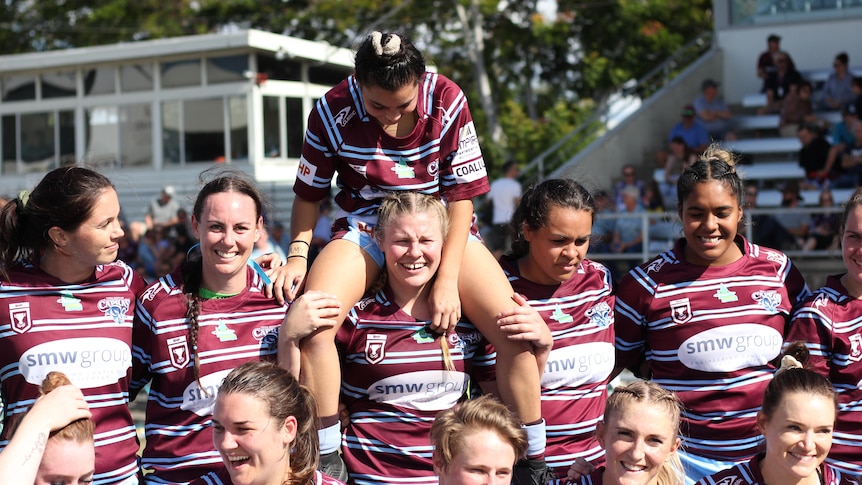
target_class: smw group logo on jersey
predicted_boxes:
[182,368,233,416]
[19,337,132,388]
[678,324,783,372]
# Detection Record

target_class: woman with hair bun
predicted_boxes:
[0,166,145,484]
[614,145,809,483]
[786,185,862,474]
[280,30,546,481]
[1,372,94,485]
[696,343,858,485]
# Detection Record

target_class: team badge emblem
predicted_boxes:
[814,293,829,308]
[850,334,862,363]
[713,284,738,303]
[98,297,131,325]
[168,335,190,369]
[365,334,387,364]
[670,298,692,324]
[752,290,782,313]
[585,302,613,328]
[57,291,83,311]
[392,158,415,179]
[9,302,32,334]
[428,160,439,177]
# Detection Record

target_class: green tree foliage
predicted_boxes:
[0,0,711,176]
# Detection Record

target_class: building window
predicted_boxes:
[263,96,281,158]
[286,97,304,158]
[121,64,153,92]
[41,71,77,99]
[119,104,153,167]
[257,53,302,82]
[208,55,248,84]
[162,100,181,165]
[309,65,349,86]
[21,112,56,170]
[2,74,36,102]
[730,0,862,25]
[84,106,119,167]
[184,98,224,162]
[162,59,202,89]
[59,110,75,166]
[84,66,116,96]
[2,115,17,174]
[228,96,249,161]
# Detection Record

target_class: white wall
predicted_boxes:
[717,19,862,103]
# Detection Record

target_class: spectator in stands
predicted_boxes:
[853,76,862,115]
[741,183,791,250]
[270,220,289,254]
[611,185,644,278]
[251,224,287,262]
[590,190,615,255]
[693,79,733,141]
[838,120,862,188]
[825,103,858,181]
[145,185,182,230]
[661,137,696,206]
[774,181,810,250]
[757,33,796,92]
[797,122,833,188]
[668,105,710,154]
[485,161,522,258]
[762,52,802,114]
[611,164,645,211]
[821,52,855,111]
[779,79,816,138]
[803,189,839,251]
[310,198,332,264]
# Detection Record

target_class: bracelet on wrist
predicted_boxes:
[288,254,308,260]
[289,240,310,248]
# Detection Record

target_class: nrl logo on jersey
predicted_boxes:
[365,334,387,364]
[334,106,356,127]
[167,335,190,369]
[752,290,781,313]
[670,298,692,324]
[850,334,862,363]
[9,302,32,334]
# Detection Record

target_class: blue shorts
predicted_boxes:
[331,214,483,269]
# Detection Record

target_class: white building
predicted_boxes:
[0,29,354,221]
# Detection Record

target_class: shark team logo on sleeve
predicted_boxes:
[168,335,190,369]
[9,302,32,334]
[297,156,317,186]
[670,298,692,324]
[365,334,387,364]
[714,477,744,485]
[334,106,356,127]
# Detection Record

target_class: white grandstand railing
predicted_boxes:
[586,205,844,264]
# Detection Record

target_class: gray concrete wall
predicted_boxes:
[553,49,723,193]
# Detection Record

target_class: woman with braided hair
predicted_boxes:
[613,145,809,483]
[131,168,340,484]
[278,30,547,482]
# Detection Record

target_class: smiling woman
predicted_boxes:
[614,145,810,483]
[0,166,145,485]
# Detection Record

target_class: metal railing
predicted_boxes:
[519,31,714,186]
[584,205,843,267]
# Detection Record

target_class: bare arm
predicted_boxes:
[428,199,473,333]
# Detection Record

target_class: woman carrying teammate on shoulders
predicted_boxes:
[191,361,344,485]
[696,343,858,485]
[279,30,546,481]
[614,145,809,483]
[0,166,144,484]
[786,186,862,475]
[132,168,339,484]
[486,179,614,480]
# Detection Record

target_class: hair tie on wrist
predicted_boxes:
[288,254,308,260]
[290,240,310,248]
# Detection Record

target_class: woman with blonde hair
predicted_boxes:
[431,395,527,485]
